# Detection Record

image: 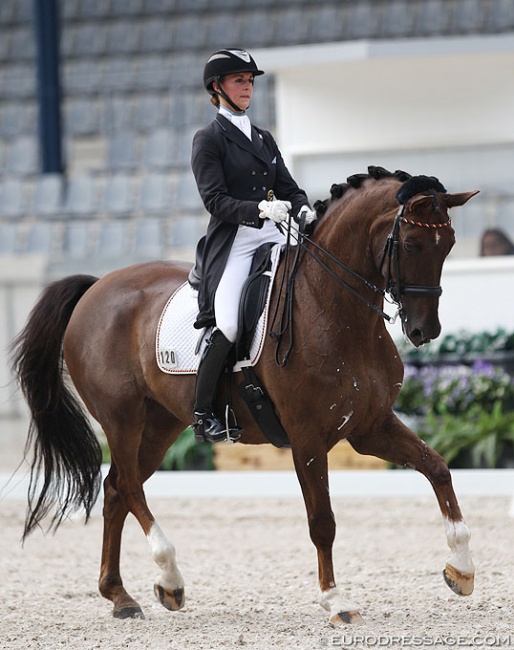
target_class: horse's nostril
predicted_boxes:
[408,328,424,347]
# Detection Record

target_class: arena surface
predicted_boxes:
[1,475,514,649]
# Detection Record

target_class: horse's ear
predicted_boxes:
[405,194,434,214]
[445,190,480,208]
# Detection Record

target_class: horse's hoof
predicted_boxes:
[330,610,365,626]
[154,583,185,611]
[113,605,145,619]
[443,564,474,596]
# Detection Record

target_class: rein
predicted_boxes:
[270,203,450,365]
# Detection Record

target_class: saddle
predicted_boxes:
[188,241,290,449]
[187,239,276,363]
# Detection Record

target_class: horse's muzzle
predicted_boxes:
[404,319,441,347]
[400,301,442,347]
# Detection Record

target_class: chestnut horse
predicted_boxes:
[11,168,478,625]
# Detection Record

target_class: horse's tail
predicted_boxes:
[10,274,102,540]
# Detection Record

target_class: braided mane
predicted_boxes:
[313,166,446,218]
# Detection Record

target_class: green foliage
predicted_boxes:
[396,327,514,363]
[98,431,111,464]
[417,402,514,469]
[159,427,215,471]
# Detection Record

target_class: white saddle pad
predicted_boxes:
[156,243,282,374]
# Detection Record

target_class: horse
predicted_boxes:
[11,166,478,625]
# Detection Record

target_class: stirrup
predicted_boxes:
[192,411,242,444]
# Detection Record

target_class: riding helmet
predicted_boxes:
[203,48,265,95]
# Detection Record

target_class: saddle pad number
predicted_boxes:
[159,349,177,368]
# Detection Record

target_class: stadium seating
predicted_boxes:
[0,0,511,276]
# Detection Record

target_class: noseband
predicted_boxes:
[381,204,452,304]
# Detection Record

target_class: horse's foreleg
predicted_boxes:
[348,413,474,596]
[292,447,364,626]
[147,520,185,611]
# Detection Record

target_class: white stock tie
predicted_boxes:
[230,114,252,140]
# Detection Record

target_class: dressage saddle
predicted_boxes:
[188,241,290,449]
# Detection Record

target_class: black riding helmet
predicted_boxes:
[203,48,264,112]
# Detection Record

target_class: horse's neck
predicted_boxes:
[299,206,390,322]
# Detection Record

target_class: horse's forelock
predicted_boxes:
[396,175,447,205]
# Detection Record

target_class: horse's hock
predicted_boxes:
[214,440,386,471]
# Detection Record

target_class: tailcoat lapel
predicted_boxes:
[215,115,268,165]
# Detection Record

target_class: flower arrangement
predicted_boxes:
[395,357,514,469]
[396,361,514,416]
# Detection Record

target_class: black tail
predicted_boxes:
[10,274,102,540]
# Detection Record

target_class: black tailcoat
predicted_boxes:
[191,113,309,329]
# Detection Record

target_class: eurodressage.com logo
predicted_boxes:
[321,634,514,647]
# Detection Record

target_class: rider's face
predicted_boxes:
[215,72,254,112]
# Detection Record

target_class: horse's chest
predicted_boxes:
[324,359,398,422]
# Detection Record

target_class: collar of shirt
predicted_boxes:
[219,106,252,141]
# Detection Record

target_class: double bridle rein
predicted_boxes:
[270,202,451,365]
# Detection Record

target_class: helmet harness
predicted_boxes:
[203,48,264,113]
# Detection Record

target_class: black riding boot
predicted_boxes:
[192,329,242,443]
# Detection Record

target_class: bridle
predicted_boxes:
[380,203,452,305]
[301,201,451,322]
[270,201,451,365]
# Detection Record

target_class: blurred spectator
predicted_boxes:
[480,228,514,256]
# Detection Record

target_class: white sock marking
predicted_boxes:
[444,518,475,574]
[320,586,360,615]
[147,522,184,591]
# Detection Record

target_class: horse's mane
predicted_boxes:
[313,165,447,218]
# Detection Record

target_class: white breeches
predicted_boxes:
[214,219,286,343]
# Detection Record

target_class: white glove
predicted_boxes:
[258,199,292,224]
[298,205,317,226]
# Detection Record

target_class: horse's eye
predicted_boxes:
[403,240,418,253]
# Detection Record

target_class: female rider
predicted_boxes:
[191,48,316,443]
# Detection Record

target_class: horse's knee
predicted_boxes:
[421,444,452,485]
[308,511,336,549]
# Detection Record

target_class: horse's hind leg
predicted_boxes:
[348,413,474,597]
[100,466,184,619]
[292,443,365,626]
[99,471,140,618]
[99,404,185,618]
